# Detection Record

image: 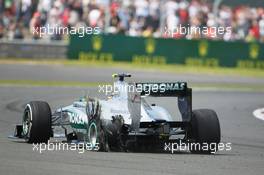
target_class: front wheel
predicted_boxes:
[22,101,52,143]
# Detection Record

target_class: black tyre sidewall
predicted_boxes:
[26,101,51,143]
[190,109,221,154]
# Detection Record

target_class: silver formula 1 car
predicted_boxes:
[11,73,221,154]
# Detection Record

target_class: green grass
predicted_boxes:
[0,58,263,78]
[0,79,264,92]
[0,58,264,91]
[0,79,105,87]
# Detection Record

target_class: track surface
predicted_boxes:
[0,64,264,175]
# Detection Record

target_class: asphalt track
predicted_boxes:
[0,63,264,175]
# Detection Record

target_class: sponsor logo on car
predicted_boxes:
[136,82,186,95]
[69,112,85,125]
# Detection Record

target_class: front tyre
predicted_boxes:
[22,101,52,143]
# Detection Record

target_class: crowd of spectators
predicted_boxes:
[0,0,264,42]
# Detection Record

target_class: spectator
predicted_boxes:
[259,15,264,42]
[14,21,24,39]
[0,0,263,42]
[29,11,41,39]
[0,15,4,38]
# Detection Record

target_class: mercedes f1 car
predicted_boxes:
[11,73,221,154]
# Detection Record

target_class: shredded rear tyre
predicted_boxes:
[86,99,109,152]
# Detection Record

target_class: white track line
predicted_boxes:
[253,108,264,121]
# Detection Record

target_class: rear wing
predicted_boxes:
[128,82,192,122]
[135,82,191,97]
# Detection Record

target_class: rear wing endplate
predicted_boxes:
[135,82,190,97]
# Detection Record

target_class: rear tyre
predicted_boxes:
[189,109,221,154]
[87,118,109,152]
[105,115,124,151]
[86,100,109,152]
[22,101,52,143]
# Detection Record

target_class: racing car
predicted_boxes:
[11,73,221,154]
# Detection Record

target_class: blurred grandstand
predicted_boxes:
[0,0,264,42]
